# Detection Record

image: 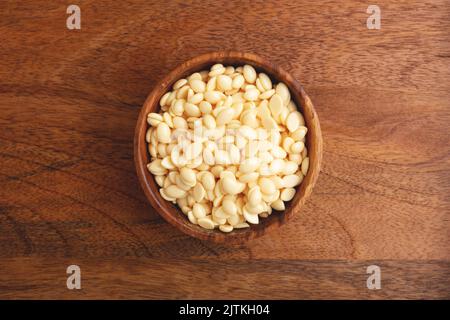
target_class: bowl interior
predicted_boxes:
[134,52,322,243]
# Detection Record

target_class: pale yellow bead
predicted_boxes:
[204,91,224,104]
[216,108,234,126]
[271,199,285,211]
[259,177,276,195]
[232,74,245,89]
[283,174,303,188]
[189,79,206,93]
[164,185,187,199]
[198,217,215,230]
[243,64,257,83]
[217,75,233,92]
[259,73,272,90]
[156,122,171,143]
[301,157,309,176]
[280,188,296,201]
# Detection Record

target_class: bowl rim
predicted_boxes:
[134,51,323,243]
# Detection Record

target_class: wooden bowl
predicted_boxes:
[134,51,322,243]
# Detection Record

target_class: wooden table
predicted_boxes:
[0,0,448,299]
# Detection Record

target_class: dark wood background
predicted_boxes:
[0,0,448,299]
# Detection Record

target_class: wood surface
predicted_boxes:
[0,0,449,299]
[135,51,323,243]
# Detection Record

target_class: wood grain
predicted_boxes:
[0,258,448,299]
[0,0,449,299]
